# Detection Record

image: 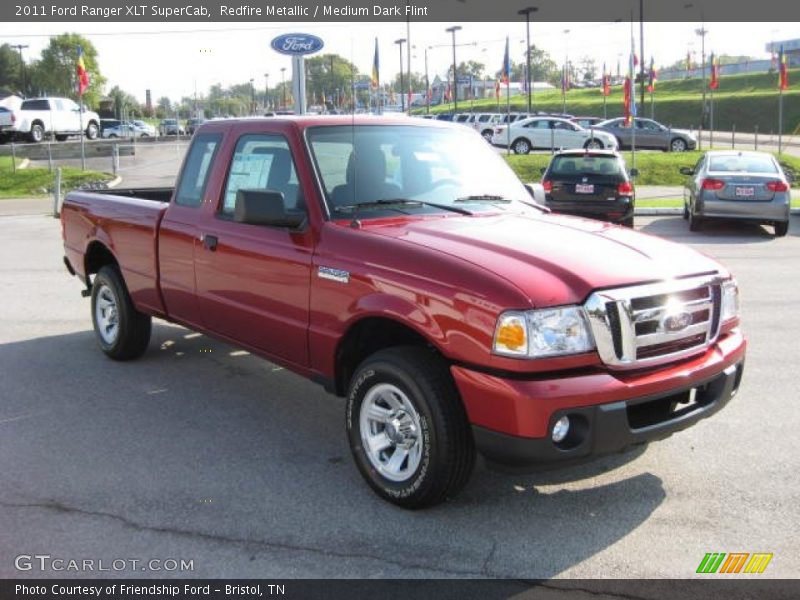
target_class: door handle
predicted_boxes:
[201,234,218,251]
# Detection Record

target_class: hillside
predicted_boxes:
[420,68,800,134]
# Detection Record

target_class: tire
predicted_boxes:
[346,346,476,509]
[774,221,789,237]
[85,122,99,140]
[513,138,531,155]
[683,202,689,220]
[584,138,604,149]
[688,209,703,232]
[670,138,687,152]
[29,123,44,143]
[481,129,494,142]
[91,265,152,361]
[621,216,634,228]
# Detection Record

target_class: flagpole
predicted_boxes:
[79,93,85,171]
[630,14,636,176]
[778,86,783,154]
[709,85,714,148]
[506,78,511,155]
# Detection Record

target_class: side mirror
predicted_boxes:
[539,166,547,175]
[629,168,639,177]
[524,183,547,204]
[679,166,694,176]
[234,189,305,229]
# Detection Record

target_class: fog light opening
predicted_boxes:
[552,416,570,443]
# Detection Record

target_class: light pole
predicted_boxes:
[518,7,538,114]
[562,28,570,113]
[249,78,255,115]
[264,73,269,111]
[424,46,430,114]
[280,67,287,108]
[685,3,707,130]
[445,25,462,114]
[10,44,29,95]
[639,0,645,111]
[395,38,406,111]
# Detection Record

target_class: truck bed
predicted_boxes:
[61,188,173,315]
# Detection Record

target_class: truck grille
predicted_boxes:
[584,274,722,369]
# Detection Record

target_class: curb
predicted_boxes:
[106,176,122,188]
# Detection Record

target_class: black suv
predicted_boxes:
[540,149,637,227]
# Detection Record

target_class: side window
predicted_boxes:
[221,134,302,215]
[174,133,221,207]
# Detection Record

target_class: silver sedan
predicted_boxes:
[681,151,793,237]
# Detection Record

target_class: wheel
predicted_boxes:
[346,346,476,509]
[91,265,152,360]
[670,138,687,152]
[621,216,634,228]
[513,138,531,155]
[584,138,604,149]
[774,221,789,237]
[481,129,494,142]
[85,122,99,140]
[683,202,689,220]
[108,133,118,138]
[29,123,44,143]
[688,209,703,232]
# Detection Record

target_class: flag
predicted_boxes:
[76,46,90,96]
[501,36,511,84]
[779,46,789,90]
[623,76,632,125]
[709,53,719,90]
[371,38,379,89]
[602,62,611,96]
[647,57,657,93]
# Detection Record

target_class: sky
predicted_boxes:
[0,21,797,103]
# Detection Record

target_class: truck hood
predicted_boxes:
[361,211,725,307]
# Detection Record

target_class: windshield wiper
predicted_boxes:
[336,198,474,216]
[454,194,513,203]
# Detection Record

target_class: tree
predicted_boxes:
[0,44,23,93]
[107,85,140,119]
[305,54,358,106]
[495,46,559,86]
[28,33,106,107]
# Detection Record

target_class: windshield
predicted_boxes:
[549,155,625,178]
[709,155,778,174]
[307,124,531,218]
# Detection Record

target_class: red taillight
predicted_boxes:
[542,180,553,193]
[617,181,633,195]
[701,178,725,190]
[766,180,789,192]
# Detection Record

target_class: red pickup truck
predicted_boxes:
[61,116,746,508]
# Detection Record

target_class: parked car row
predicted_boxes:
[100,119,158,139]
[535,147,792,237]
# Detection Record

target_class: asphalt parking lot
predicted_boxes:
[1,211,799,579]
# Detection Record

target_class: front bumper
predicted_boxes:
[452,330,745,468]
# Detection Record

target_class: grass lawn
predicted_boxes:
[505,151,800,187]
[0,156,114,198]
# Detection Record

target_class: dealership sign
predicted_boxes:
[271,33,324,56]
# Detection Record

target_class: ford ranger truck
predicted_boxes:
[61,117,746,509]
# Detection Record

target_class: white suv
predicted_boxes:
[12,97,101,143]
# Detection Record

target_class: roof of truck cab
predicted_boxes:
[198,114,463,132]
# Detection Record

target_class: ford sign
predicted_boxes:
[271,33,324,56]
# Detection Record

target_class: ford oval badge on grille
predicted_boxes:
[663,311,693,333]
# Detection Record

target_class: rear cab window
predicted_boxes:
[708,155,778,174]
[21,99,50,111]
[174,133,221,207]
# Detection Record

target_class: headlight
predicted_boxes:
[493,307,595,358]
[720,279,739,323]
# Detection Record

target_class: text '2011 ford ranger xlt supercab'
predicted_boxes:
[61,116,746,508]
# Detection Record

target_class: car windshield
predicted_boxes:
[307,125,531,218]
[549,155,624,178]
[708,155,778,174]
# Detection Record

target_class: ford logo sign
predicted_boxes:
[271,33,324,56]
[663,311,693,333]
